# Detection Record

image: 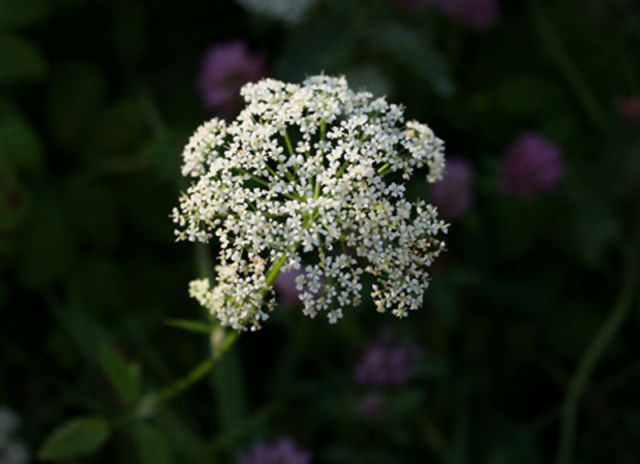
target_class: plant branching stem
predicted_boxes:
[555,250,636,464]
[526,0,611,132]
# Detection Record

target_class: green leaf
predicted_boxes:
[274,20,353,82]
[134,424,174,464]
[47,62,107,149]
[99,341,141,407]
[61,180,120,250]
[112,3,147,67]
[0,174,28,231]
[82,99,146,157]
[0,0,51,28]
[0,34,46,82]
[17,194,75,288]
[165,318,213,334]
[39,416,111,461]
[139,134,182,182]
[372,24,454,98]
[494,75,565,117]
[0,117,43,173]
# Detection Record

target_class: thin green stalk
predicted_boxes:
[555,252,636,464]
[194,245,250,431]
[265,254,289,288]
[313,179,321,200]
[135,331,239,420]
[155,332,238,404]
[526,0,611,132]
[197,246,289,431]
[377,162,391,176]
[283,130,295,156]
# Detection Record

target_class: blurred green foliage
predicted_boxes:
[0,0,639,463]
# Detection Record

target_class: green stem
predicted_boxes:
[156,332,238,404]
[525,0,611,132]
[313,179,321,200]
[265,254,289,288]
[195,244,249,431]
[136,331,239,419]
[377,162,391,176]
[555,251,636,464]
[283,131,295,156]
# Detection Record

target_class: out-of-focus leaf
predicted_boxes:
[450,382,470,464]
[538,108,580,143]
[18,195,74,288]
[322,0,358,17]
[139,134,182,182]
[134,424,174,464]
[0,34,45,82]
[545,302,604,362]
[388,388,425,414]
[112,3,147,67]
[67,257,126,316]
[485,424,544,464]
[494,75,565,117]
[165,318,213,334]
[572,205,622,268]
[0,281,6,306]
[0,174,28,232]
[321,446,405,464]
[274,20,353,82]
[345,65,393,97]
[47,62,107,149]
[0,117,43,173]
[39,416,111,461]
[0,0,51,28]
[116,180,174,245]
[83,99,146,156]
[62,179,120,250]
[48,296,106,363]
[99,341,141,407]
[370,23,454,98]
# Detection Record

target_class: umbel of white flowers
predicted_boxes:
[173,75,449,331]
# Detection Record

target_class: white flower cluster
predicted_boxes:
[235,0,317,25]
[173,75,448,331]
[0,407,29,464]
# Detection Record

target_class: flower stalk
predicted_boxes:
[555,248,637,464]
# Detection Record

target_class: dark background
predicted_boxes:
[1,0,639,462]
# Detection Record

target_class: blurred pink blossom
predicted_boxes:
[354,333,423,387]
[239,437,311,464]
[274,268,304,307]
[429,157,474,219]
[501,132,564,200]
[198,40,266,117]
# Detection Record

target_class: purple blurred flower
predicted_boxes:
[274,267,327,309]
[274,268,304,307]
[239,437,311,464]
[198,40,266,117]
[429,157,474,219]
[501,132,564,200]
[428,0,499,30]
[354,333,423,387]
